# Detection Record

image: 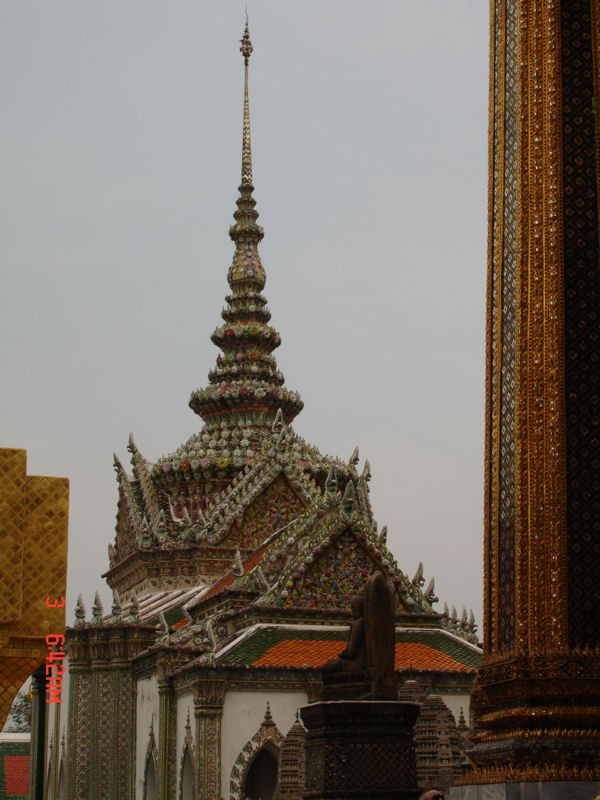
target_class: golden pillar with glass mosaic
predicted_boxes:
[455,1,600,794]
[0,448,68,725]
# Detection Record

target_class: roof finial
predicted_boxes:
[240,12,252,63]
[240,17,253,187]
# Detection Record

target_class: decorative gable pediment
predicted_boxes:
[196,428,321,546]
[219,473,306,550]
[249,489,434,615]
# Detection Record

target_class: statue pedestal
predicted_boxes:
[300,700,420,800]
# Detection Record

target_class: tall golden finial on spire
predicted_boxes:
[240,15,253,187]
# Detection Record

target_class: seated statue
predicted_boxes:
[323,594,367,673]
[322,571,397,700]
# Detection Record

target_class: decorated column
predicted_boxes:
[193,678,227,799]
[455,1,600,795]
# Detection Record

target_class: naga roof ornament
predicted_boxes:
[189,19,303,431]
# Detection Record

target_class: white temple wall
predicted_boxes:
[220,689,307,792]
[135,674,159,800]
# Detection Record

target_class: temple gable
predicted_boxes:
[221,474,306,551]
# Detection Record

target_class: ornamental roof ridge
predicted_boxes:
[128,434,160,529]
[153,423,348,488]
[426,624,482,654]
[183,508,317,619]
[439,602,479,645]
[281,460,321,505]
[354,464,374,524]
[113,453,143,541]
[209,475,275,543]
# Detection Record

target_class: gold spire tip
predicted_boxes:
[240,16,253,64]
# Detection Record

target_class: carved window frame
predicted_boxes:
[229,719,283,800]
[142,732,159,800]
[179,722,196,800]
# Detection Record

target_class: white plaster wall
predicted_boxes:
[175,693,194,790]
[136,675,159,800]
[220,690,308,795]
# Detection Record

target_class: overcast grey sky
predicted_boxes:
[1,3,488,629]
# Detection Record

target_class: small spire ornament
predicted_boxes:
[74,594,86,627]
[91,591,104,624]
[128,595,140,624]
[111,591,122,623]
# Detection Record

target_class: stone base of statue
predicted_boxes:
[300,699,420,800]
[448,781,600,799]
[319,670,372,701]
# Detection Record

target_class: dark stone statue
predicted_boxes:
[322,570,397,700]
[324,593,367,672]
[304,571,418,797]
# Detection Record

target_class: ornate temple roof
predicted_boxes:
[99,473,477,658]
[106,23,353,595]
[217,625,482,673]
[97,24,480,669]
[107,416,359,595]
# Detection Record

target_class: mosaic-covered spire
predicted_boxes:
[189,19,303,430]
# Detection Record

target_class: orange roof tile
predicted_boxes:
[394,642,473,672]
[254,639,344,667]
[252,639,474,672]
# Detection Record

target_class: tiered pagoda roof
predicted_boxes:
[88,457,480,683]
[97,23,480,678]
[105,23,345,598]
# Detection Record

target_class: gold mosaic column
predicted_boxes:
[0,448,68,728]
[465,0,600,785]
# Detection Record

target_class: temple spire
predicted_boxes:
[240,17,253,187]
[227,17,265,291]
[188,21,303,430]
